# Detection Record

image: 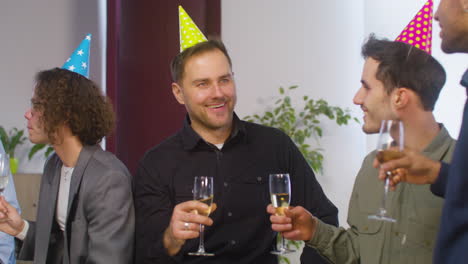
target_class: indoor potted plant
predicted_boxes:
[0,126,27,174]
[28,143,54,160]
[244,85,358,263]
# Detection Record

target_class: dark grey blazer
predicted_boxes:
[18,145,134,264]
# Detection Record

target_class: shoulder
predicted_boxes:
[135,132,186,177]
[354,150,378,181]
[87,147,131,181]
[140,132,182,162]
[242,120,290,141]
[362,150,378,165]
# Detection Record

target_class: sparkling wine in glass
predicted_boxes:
[269,173,295,255]
[0,153,10,196]
[188,176,214,256]
[368,120,404,223]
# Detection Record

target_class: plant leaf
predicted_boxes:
[28,144,46,160]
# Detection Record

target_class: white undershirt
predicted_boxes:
[16,165,74,240]
[214,143,224,150]
[56,165,74,231]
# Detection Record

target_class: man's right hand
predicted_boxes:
[163,200,216,256]
[0,196,24,236]
[373,149,441,188]
[266,204,317,241]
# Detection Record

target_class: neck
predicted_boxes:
[402,112,440,152]
[191,123,233,145]
[53,135,83,168]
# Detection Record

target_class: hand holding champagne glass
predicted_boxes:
[188,176,214,256]
[269,173,295,255]
[368,120,404,223]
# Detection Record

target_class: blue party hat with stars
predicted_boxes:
[62,34,91,78]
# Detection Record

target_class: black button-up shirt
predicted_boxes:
[134,114,338,263]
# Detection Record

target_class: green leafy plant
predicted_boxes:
[244,85,358,174]
[0,126,27,174]
[0,126,27,158]
[28,143,54,160]
[244,85,358,263]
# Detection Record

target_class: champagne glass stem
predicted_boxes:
[380,176,390,214]
[280,234,286,251]
[198,224,206,253]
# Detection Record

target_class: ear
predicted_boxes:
[392,88,409,110]
[171,82,185,105]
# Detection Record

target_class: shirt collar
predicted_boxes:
[180,112,246,150]
[422,124,450,155]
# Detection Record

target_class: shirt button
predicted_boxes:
[224,182,228,187]
[231,240,236,245]
[257,177,262,182]
[227,212,232,217]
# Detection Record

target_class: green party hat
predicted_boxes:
[179,5,207,52]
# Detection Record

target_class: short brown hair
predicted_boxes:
[170,39,232,82]
[32,68,115,145]
[362,34,446,111]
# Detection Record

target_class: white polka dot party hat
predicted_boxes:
[179,5,207,52]
[62,34,92,78]
[395,0,433,54]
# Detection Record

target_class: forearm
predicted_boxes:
[0,232,14,264]
[306,219,360,264]
[18,221,35,261]
[134,165,177,263]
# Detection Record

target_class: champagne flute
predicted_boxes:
[188,176,214,256]
[269,173,295,255]
[0,153,10,196]
[368,120,404,223]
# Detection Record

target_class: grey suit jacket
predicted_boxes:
[18,145,135,264]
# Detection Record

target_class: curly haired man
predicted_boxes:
[0,68,134,264]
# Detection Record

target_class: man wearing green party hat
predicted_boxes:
[134,5,338,263]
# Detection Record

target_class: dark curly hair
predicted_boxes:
[31,68,115,145]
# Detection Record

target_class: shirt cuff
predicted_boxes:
[306,218,334,251]
[15,220,29,241]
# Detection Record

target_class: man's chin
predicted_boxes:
[440,39,465,54]
[362,125,379,135]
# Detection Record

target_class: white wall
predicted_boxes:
[0,0,106,173]
[222,0,467,232]
[363,0,467,152]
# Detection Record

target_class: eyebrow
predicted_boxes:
[192,73,233,84]
[192,78,209,84]
[219,73,233,79]
[361,79,370,89]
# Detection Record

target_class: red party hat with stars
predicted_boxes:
[395,0,433,54]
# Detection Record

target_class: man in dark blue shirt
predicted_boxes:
[133,39,338,263]
[377,0,468,263]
